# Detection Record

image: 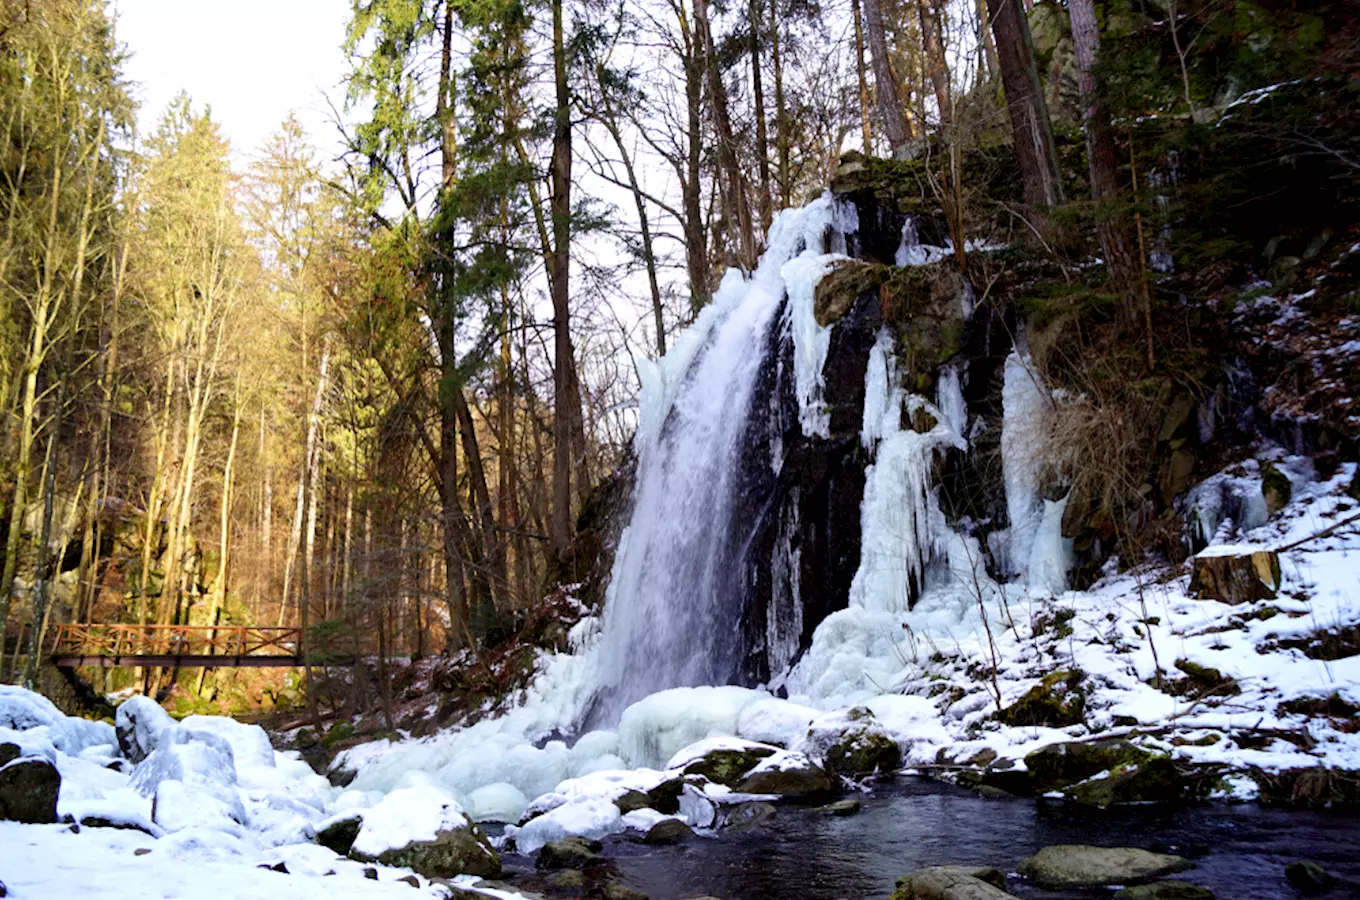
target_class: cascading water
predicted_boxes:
[587,194,857,725]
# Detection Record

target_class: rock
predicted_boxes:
[134,848,152,856]
[115,695,176,763]
[1019,846,1193,887]
[0,743,18,768]
[643,818,694,844]
[821,713,902,778]
[974,785,1014,800]
[890,866,1015,900]
[1284,860,1334,893]
[363,867,378,880]
[397,875,420,888]
[720,801,776,832]
[677,744,776,787]
[1262,465,1292,515]
[0,877,6,897]
[359,825,501,879]
[0,757,60,823]
[77,814,157,835]
[316,813,363,855]
[818,798,861,816]
[601,881,648,900]
[1024,739,1186,807]
[613,789,651,814]
[735,755,835,796]
[1114,882,1215,900]
[536,835,603,870]
[1189,547,1280,604]
[997,669,1087,728]
[549,869,588,892]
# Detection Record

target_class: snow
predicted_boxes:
[1000,350,1050,579]
[504,796,622,855]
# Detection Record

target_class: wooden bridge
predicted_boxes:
[35,624,312,668]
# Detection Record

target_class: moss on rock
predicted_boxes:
[997,669,1087,728]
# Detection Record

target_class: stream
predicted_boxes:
[499,779,1360,899]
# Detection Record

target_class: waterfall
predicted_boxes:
[588,195,857,725]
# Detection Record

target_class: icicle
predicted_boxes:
[1000,350,1048,579]
[861,328,902,451]
[935,365,968,447]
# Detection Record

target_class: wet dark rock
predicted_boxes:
[1019,845,1193,887]
[536,835,603,870]
[720,801,777,832]
[613,789,651,814]
[363,867,378,880]
[549,869,588,892]
[1284,860,1334,893]
[643,818,694,845]
[327,766,357,788]
[316,813,363,855]
[0,757,60,823]
[78,814,156,835]
[1114,882,1216,900]
[0,743,18,768]
[891,866,1015,899]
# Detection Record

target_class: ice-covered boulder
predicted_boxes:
[512,796,622,856]
[181,715,276,771]
[348,785,500,879]
[115,695,177,763]
[0,685,113,755]
[803,708,903,778]
[0,756,61,823]
[152,779,246,834]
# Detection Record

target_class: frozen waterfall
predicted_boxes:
[588,194,856,726]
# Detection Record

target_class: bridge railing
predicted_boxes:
[48,624,303,660]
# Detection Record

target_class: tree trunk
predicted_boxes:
[862,0,914,149]
[196,387,242,696]
[769,0,790,204]
[677,2,712,311]
[986,0,1064,208]
[550,0,581,554]
[1067,0,1134,288]
[749,0,773,232]
[918,0,952,125]
[851,0,874,153]
[695,0,757,270]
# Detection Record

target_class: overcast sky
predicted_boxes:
[114,0,353,161]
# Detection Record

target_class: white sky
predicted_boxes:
[114,0,353,161]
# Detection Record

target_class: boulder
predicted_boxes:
[1283,860,1334,893]
[1114,883,1215,900]
[719,801,776,832]
[316,812,364,855]
[818,798,862,816]
[359,825,501,879]
[0,744,18,768]
[0,758,60,823]
[891,867,1015,900]
[1061,754,1186,808]
[997,670,1087,728]
[151,780,246,832]
[115,695,177,763]
[1261,465,1292,515]
[1189,547,1280,604]
[735,753,835,796]
[536,835,603,870]
[1019,846,1193,888]
[1023,740,1185,807]
[549,869,589,892]
[673,741,776,787]
[643,818,694,845]
[601,882,648,900]
[817,710,903,778]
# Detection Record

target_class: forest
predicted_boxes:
[1,0,1359,897]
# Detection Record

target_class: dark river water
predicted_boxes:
[502,778,1360,899]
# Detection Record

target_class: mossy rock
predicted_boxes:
[0,757,60,823]
[1064,755,1186,807]
[1025,739,1156,793]
[321,721,356,748]
[1261,465,1292,515]
[997,670,1087,728]
[736,761,836,797]
[1166,659,1240,699]
[823,724,902,779]
[536,835,602,870]
[643,818,694,845]
[681,746,776,787]
[358,823,501,879]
